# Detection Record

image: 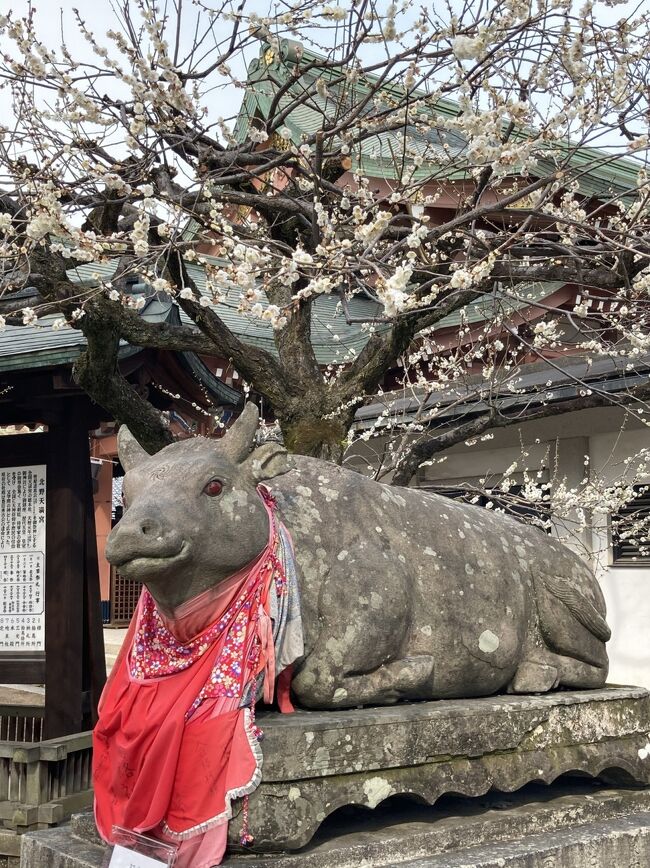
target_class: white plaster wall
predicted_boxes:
[589,429,650,688]
[598,570,650,687]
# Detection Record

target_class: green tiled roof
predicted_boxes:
[179,260,563,361]
[436,280,565,329]
[0,260,385,371]
[237,41,642,199]
[0,262,138,373]
[237,54,470,184]
[0,314,91,373]
[181,261,384,365]
[0,257,562,372]
[0,299,239,404]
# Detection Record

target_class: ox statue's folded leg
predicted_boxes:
[292,654,435,708]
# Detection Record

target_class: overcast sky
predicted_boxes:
[0,1,646,158]
[0,1,290,135]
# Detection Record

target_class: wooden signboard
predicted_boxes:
[0,464,46,653]
[0,398,106,738]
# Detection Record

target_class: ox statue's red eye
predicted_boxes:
[203,479,223,497]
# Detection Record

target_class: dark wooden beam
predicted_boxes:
[44,404,87,738]
[0,654,46,683]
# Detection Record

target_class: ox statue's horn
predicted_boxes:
[117,426,150,472]
[222,403,260,463]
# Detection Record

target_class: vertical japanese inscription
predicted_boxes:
[0,466,46,651]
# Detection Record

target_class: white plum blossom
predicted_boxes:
[379,265,413,316]
[449,269,474,290]
[533,320,560,348]
[259,304,287,329]
[151,277,170,293]
[452,35,483,61]
[292,248,314,266]
[322,5,347,21]
[406,224,429,249]
[26,212,61,241]
[130,214,150,257]
[294,276,333,300]
[355,210,392,245]
[248,127,269,144]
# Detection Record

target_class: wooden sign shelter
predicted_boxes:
[0,292,242,739]
[0,376,106,740]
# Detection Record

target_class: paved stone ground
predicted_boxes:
[0,685,44,706]
[103,626,128,673]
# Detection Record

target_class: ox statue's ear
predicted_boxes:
[222,403,260,463]
[245,442,293,482]
[117,426,150,472]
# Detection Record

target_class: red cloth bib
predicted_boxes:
[93,490,292,859]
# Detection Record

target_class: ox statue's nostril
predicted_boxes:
[139,517,163,538]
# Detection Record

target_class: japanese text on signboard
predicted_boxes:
[0,466,46,651]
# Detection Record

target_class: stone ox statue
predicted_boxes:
[106,404,610,706]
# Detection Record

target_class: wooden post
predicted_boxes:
[43,399,106,738]
[44,402,87,738]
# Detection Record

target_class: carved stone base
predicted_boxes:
[229,782,650,867]
[231,685,650,850]
[20,686,650,866]
[20,784,650,867]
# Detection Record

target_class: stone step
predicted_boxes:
[398,812,650,867]
[19,686,650,867]
[223,783,650,868]
[21,824,106,868]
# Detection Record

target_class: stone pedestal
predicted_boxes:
[21,687,650,867]
[233,685,650,850]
